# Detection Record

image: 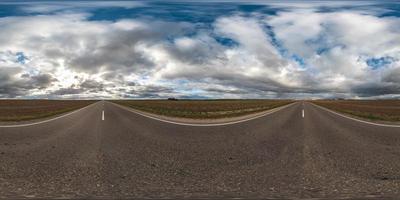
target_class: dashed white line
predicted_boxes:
[102,110,105,121]
[302,109,305,118]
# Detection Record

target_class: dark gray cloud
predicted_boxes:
[80,79,102,89]
[0,66,55,98]
[121,85,176,98]
[130,85,174,95]
[50,79,110,96]
[59,21,194,74]
[30,74,55,89]
[205,87,248,94]
[352,83,400,97]
[383,68,400,83]
[51,87,84,96]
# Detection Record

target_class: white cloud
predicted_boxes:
[146,16,307,97]
[0,4,399,99]
[267,10,400,97]
[0,13,195,98]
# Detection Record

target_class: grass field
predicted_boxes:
[112,99,293,119]
[312,100,400,122]
[0,100,97,122]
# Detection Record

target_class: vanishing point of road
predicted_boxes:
[1,101,400,199]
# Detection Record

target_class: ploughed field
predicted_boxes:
[112,99,293,119]
[0,100,96,121]
[312,100,400,122]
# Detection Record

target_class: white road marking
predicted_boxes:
[302,109,305,118]
[102,110,105,121]
[311,103,400,128]
[0,103,97,128]
[111,102,296,127]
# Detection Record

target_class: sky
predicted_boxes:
[0,0,399,99]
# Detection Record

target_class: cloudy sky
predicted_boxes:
[0,0,399,99]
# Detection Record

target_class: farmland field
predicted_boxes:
[312,100,400,122]
[0,100,97,122]
[112,99,294,119]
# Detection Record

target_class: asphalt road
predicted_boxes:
[0,101,400,199]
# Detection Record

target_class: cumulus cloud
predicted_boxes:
[0,1,399,99]
[267,9,400,97]
[0,51,56,98]
[0,13,195,98]
[146,15,309,98]
[0,68,55,98]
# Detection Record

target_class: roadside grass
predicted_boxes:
[0,100,97,122]
[312,100,400,122]
[112,99,294,119]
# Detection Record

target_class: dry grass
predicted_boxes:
[112,99,294,119]
[0,100,97,122]
[312,100,400,122]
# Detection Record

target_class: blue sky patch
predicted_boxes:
[366,56,394,70]
[291,54,306,68]
[214,36,239,47]
[16,52,28,64]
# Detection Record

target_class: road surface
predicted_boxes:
[0,101,399,199]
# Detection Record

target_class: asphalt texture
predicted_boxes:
[0,101,400,199]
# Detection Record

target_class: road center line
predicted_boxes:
[302,109,305,118]
[102,110,105,121]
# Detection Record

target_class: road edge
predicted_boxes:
[0,102,98,128]
[310,102,400,128]
[110,101,296,126]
